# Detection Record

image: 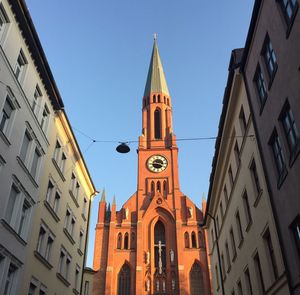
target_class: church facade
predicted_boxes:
[92,39,211,295]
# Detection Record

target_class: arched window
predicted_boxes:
[158,95,161,103]
[118,263,131,295]
[164,96,166,104]
[154,221,166,268]
[191,232,197,248]
[184,232,190,248]
[190,263,204,295]
[154,109,162,139]
[131,232,135,249]
[198,231,205,248]
[117,233,122,249]
[151,181,155,194]
[153,95,156,103]
[124,233,129,249]
[157,181,161,192]
[163,181,167,196]
[167,98,170,106]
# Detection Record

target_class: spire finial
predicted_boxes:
[101,188,106,202]
[112,194,116,206]
[154,32,157,41]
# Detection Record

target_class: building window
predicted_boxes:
[64,208,76,239]
[30,148,41,179]
[228,165,234,189]
[0,92,16,136]
[280,103,300,156]
[117,233,122,249]
[190,263,204,295]
[36,223,54,263]
[14,50,27,82]
[242,191,252,227]
[79,229,84,252]
[4,263,18,295]
[262,35,278,81]
[221,253,226,280]
[58,248,71,282]
[235,211,244,244]
[254,64,268,107]
[84,281,89,295]
[234,141,240,167]
[244,267,253,295]
[230,228,237,259]
[32,85,42,116]
[154,109,162,139]
[191,231,197,248]
[254,252,265,293]
[5,182,32,240]
[117,263,131,295]
[263,229,278,280]
[224,185,229,205]
[20,130,32,164]
[75,265,80,291]
[239,106,247,136]
[45,179,60,215]
[215,264,220,291]
[279,0,298,27]
[53,140,66,174]
[237,280,243,295]
[184,232,190,248]
[225,241,231,272]
[269,130,287,181]
[82,197,87,218]
[291,216,300,260]
[0,4,9,42]
[124,233,129,249]
[250,159,261,195]
[40,104,50,133]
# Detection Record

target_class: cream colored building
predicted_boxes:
[0,0,97,294]
[204,49,289,295]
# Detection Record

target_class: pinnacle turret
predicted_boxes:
[101,188,106,202]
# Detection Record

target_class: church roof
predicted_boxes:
[143,38,170,97]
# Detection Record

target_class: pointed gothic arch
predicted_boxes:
[190,262,204,295]
[151,181,155,194]
[163,180,167,196]
[154,108,162,139]
[158,94,161,103]
[191,231,197,248]
[154,220,166,268]
[153,95,156,103]
[124,232,129,249]
[117,233,122,249]
[157,181,161,192]
[117,263,131,295]
[184,232,190,248]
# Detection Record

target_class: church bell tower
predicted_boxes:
[92,38,211,295]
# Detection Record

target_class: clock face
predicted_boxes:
[147,155,168,173]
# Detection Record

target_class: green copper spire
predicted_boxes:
[101,188,106,202]
[143,36,170,97]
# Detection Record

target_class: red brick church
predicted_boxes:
[92,39,211,295]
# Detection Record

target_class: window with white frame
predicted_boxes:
[82,197,87,218]
[75,265,80,291]
[3,263,18,295]
[0,90,16,137]
[0,4,9,42]
[70,173,80,202]
[64,207,76,239]
[5,181,33,240]
[40,104,50,133]
[30,147,41,179]
[45,178,61,218]
[58,247,71,282]
[28,277,47,295]
[79,229,84,252]
[32,85,42,116]
[53,139,67,174]
[36,222,54,264]
[19,129,32,163]
[14,49,27,82]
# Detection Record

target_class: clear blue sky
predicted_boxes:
[26,0,254,267]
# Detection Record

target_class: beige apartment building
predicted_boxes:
[0,0,97,294]
[204,49,289,295]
